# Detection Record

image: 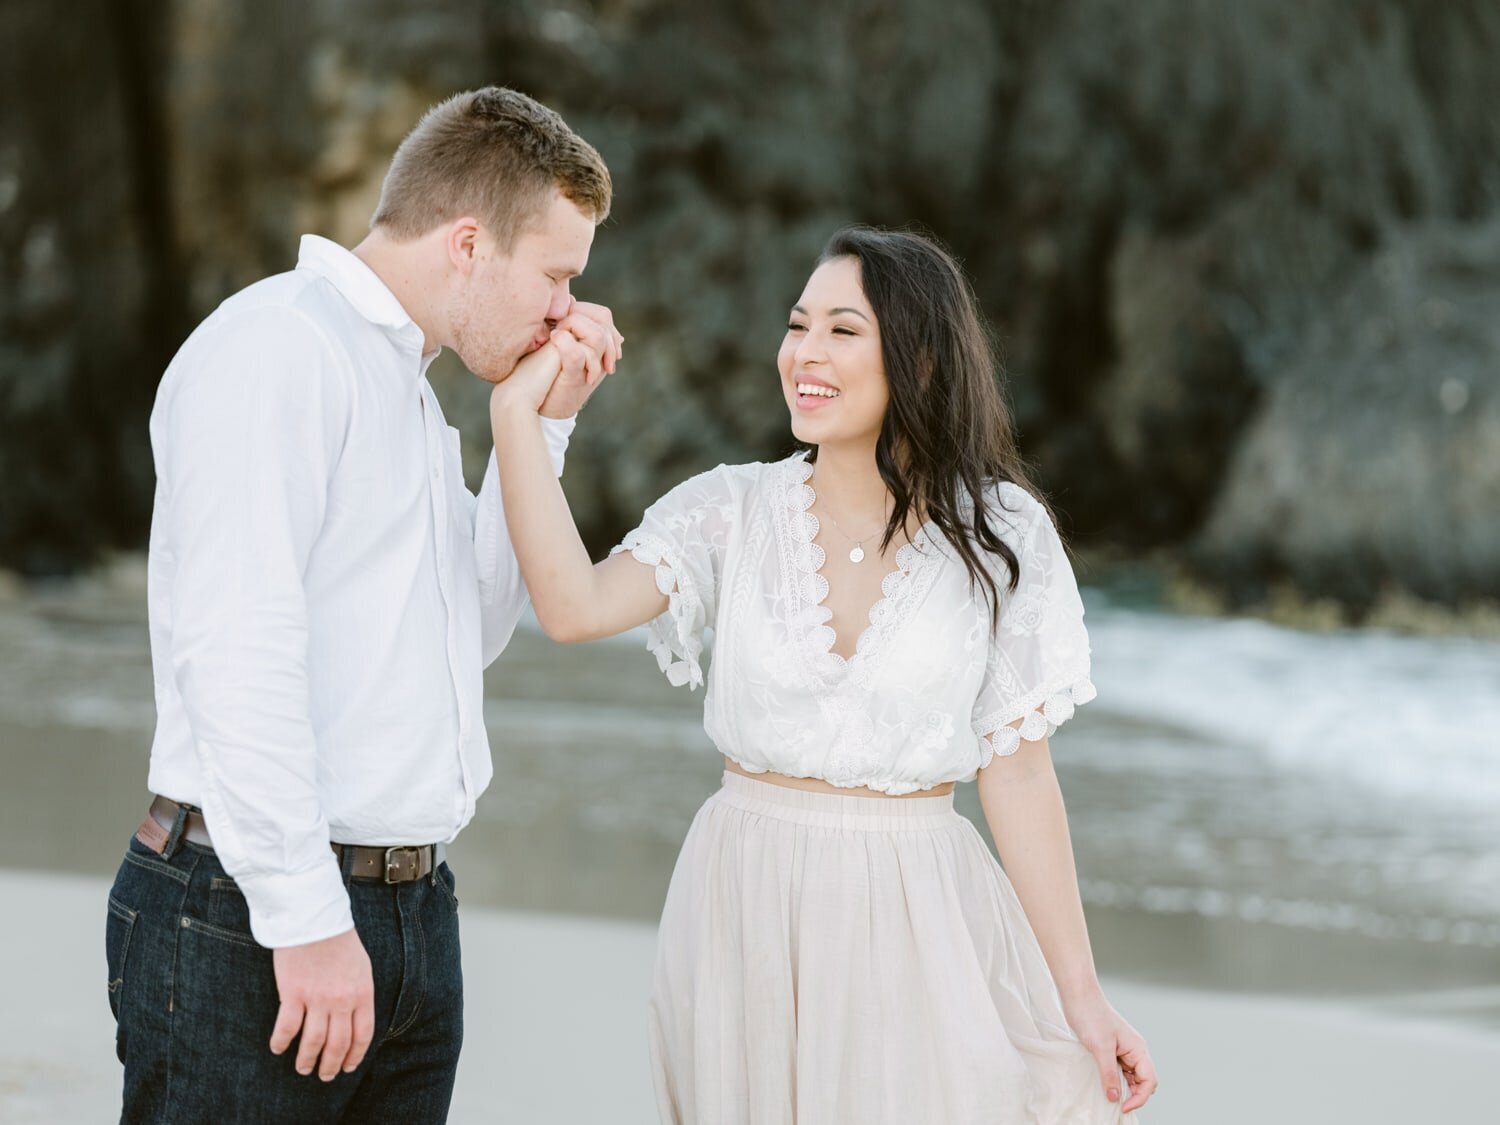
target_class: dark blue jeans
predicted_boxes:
[105,829,463,1124]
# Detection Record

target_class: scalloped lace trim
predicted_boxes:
[779,455,937,689]
[610,530,706,689]
[975,674,1097,767]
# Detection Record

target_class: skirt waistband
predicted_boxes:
[714,771,958,831]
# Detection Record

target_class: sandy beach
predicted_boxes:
[5,868,1497,1124]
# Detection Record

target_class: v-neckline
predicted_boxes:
[778,455,937,684]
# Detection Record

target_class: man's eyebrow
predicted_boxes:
[789,304,872,324]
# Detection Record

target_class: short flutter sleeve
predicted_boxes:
[610,465,740,690]
[971,486,1096,765]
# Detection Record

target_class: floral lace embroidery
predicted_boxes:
[917,710,957,754]
[777,455,940,691]
[772,455,950,783]
[614,458,1096,791]
[612,530,706,689]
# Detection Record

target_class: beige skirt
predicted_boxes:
[648,773,1138,1125]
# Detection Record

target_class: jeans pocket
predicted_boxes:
[124,834,191,884]
[434,863,460,911]
[207,874,255,937]
[105,895,139,1058]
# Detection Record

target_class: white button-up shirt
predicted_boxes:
[145,235,572,947]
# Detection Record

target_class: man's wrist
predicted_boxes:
[237,862,354,949]
[275,924,359,954]
[537,414,575,478]
[537,412,578,433]
[538,402,580,421]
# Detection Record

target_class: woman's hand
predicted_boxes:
[1061,989,1158,1114]
[492,305,621,421]
[490,339,564,419]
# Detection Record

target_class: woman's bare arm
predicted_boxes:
[978,732,1157,1113]
[979,736,1100,997]
[489,337,667,643]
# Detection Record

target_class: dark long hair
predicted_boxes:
[809,226,1046,624]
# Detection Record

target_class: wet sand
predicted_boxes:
[10,704,1500,1031]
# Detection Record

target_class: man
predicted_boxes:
[104,87,620,1122]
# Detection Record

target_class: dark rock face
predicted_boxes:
[3,0,1498,603]
[0,0,183,573]
[1197,222,1500,608]
[1098,224,1259,544]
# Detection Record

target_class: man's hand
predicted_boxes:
[539,300,624,419]
[269,928,375,1081]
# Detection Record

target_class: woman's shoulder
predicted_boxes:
[972,478,1052,545]
[652,453,803,513]
[687,452,807,494]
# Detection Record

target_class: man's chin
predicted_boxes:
[466,352,524,385]
[474,340,545,384]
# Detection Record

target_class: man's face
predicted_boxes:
[449,191,596,382]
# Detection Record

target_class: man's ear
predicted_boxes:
[445,217,483,275]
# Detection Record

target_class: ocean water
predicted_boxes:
[2,576,1496,959]
[1066,591,1500,949]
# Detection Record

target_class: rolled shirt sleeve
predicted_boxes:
[157,306,355,948]
[475,413,575,667]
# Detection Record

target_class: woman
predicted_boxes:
[491,227,1157,1123]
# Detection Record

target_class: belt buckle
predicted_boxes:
[383,846,422,884]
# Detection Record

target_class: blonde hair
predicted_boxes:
[371,87,611,247]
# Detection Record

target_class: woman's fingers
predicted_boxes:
[492,342,562,415]
[1061,995,1157,1113]
[1083,1034,1122,1103]
[1118,1039,1159,1112]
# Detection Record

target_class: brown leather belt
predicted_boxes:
[136,796,443,884]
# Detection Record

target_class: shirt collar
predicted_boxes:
[296,234,424,340]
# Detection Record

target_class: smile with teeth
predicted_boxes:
[797,383,841,398]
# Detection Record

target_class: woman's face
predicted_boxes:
[778,256,889,450]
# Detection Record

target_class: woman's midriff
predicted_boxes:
[724,757,956,798]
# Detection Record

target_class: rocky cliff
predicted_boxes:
[3,0,1497,609]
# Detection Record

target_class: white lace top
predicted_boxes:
[611,453,1095,794]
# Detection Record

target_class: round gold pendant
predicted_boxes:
[849,545,865,563]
